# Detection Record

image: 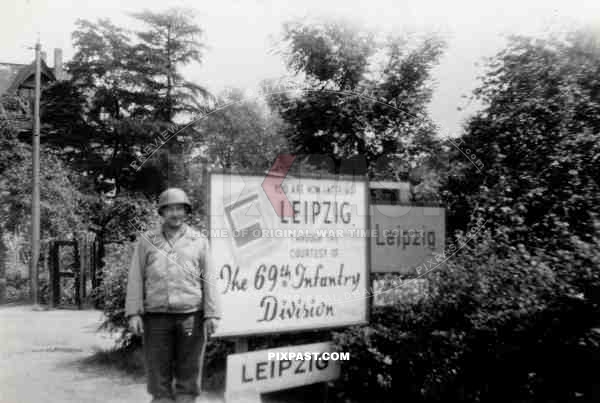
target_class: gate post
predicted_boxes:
[78,235,87,307]
[73,239,81,309]
[49,241,60,308]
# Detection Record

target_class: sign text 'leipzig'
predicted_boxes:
[225,342,341,397]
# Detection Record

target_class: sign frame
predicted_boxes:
[206,168,372,339]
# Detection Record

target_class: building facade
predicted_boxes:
[0,48,65,133]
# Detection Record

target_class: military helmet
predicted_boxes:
[158,188,192,214]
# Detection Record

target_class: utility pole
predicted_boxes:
[30,41,41,307]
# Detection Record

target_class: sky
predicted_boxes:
[1,0,599,137]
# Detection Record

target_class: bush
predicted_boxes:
[90,242,138,349]
[331,230,600,403]
[4,271,33,303]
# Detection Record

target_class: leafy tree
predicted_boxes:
[267,19,445,180]
[422,28,600,402]
[40,80,105,191]
[46,11,211,246]
[65,18,154,194]
[69,18,140,121]
[195,88,289,170]
[58,10,211,199]
[446,30,600,251]
[0,126,85,239]
[331,28,600,403]
[130,8,211,122]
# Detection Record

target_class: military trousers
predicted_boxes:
[142,311,205,402]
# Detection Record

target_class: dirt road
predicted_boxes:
[0,305,329,403]
[0,305,224,403]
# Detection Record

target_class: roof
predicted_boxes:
[0,60,56,96]
[0,63,26,95]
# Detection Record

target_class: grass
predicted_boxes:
[81,346,146,379]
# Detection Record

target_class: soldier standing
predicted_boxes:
[125,188,220,403]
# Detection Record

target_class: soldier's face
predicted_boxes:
[161,204,187,229]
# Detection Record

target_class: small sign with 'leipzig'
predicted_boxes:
[225,342,341,400]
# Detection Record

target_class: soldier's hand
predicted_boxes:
[128,315,144,336]
[204,318,219,337]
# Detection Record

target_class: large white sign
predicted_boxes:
[225,342,340,398]
[209,172,369,337]
[370,205,445,274]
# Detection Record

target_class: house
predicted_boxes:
[0,48,66,132]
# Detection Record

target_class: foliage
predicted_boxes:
[444,30,600,248]
[195,88,290,171]
[41,80,88,140]
[0,122,88,306]
[91,241,139,348]
[0,126,85,238]
[80,191,159,242]
[333,28,600,403]
[69,18,138,121]
[268,18,446,181]
[61,9,211,199]
[333,229,600,403]
[42,9,291,243]
[130,8,211,121]
[67,12,207,122]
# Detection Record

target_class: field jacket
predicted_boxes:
[125,223,220,319]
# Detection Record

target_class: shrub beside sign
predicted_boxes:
[209,172,370,338]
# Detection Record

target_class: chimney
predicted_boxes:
[53,48,63,80]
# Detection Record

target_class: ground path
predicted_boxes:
[0,305,323,403]
[0,305,223,403]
